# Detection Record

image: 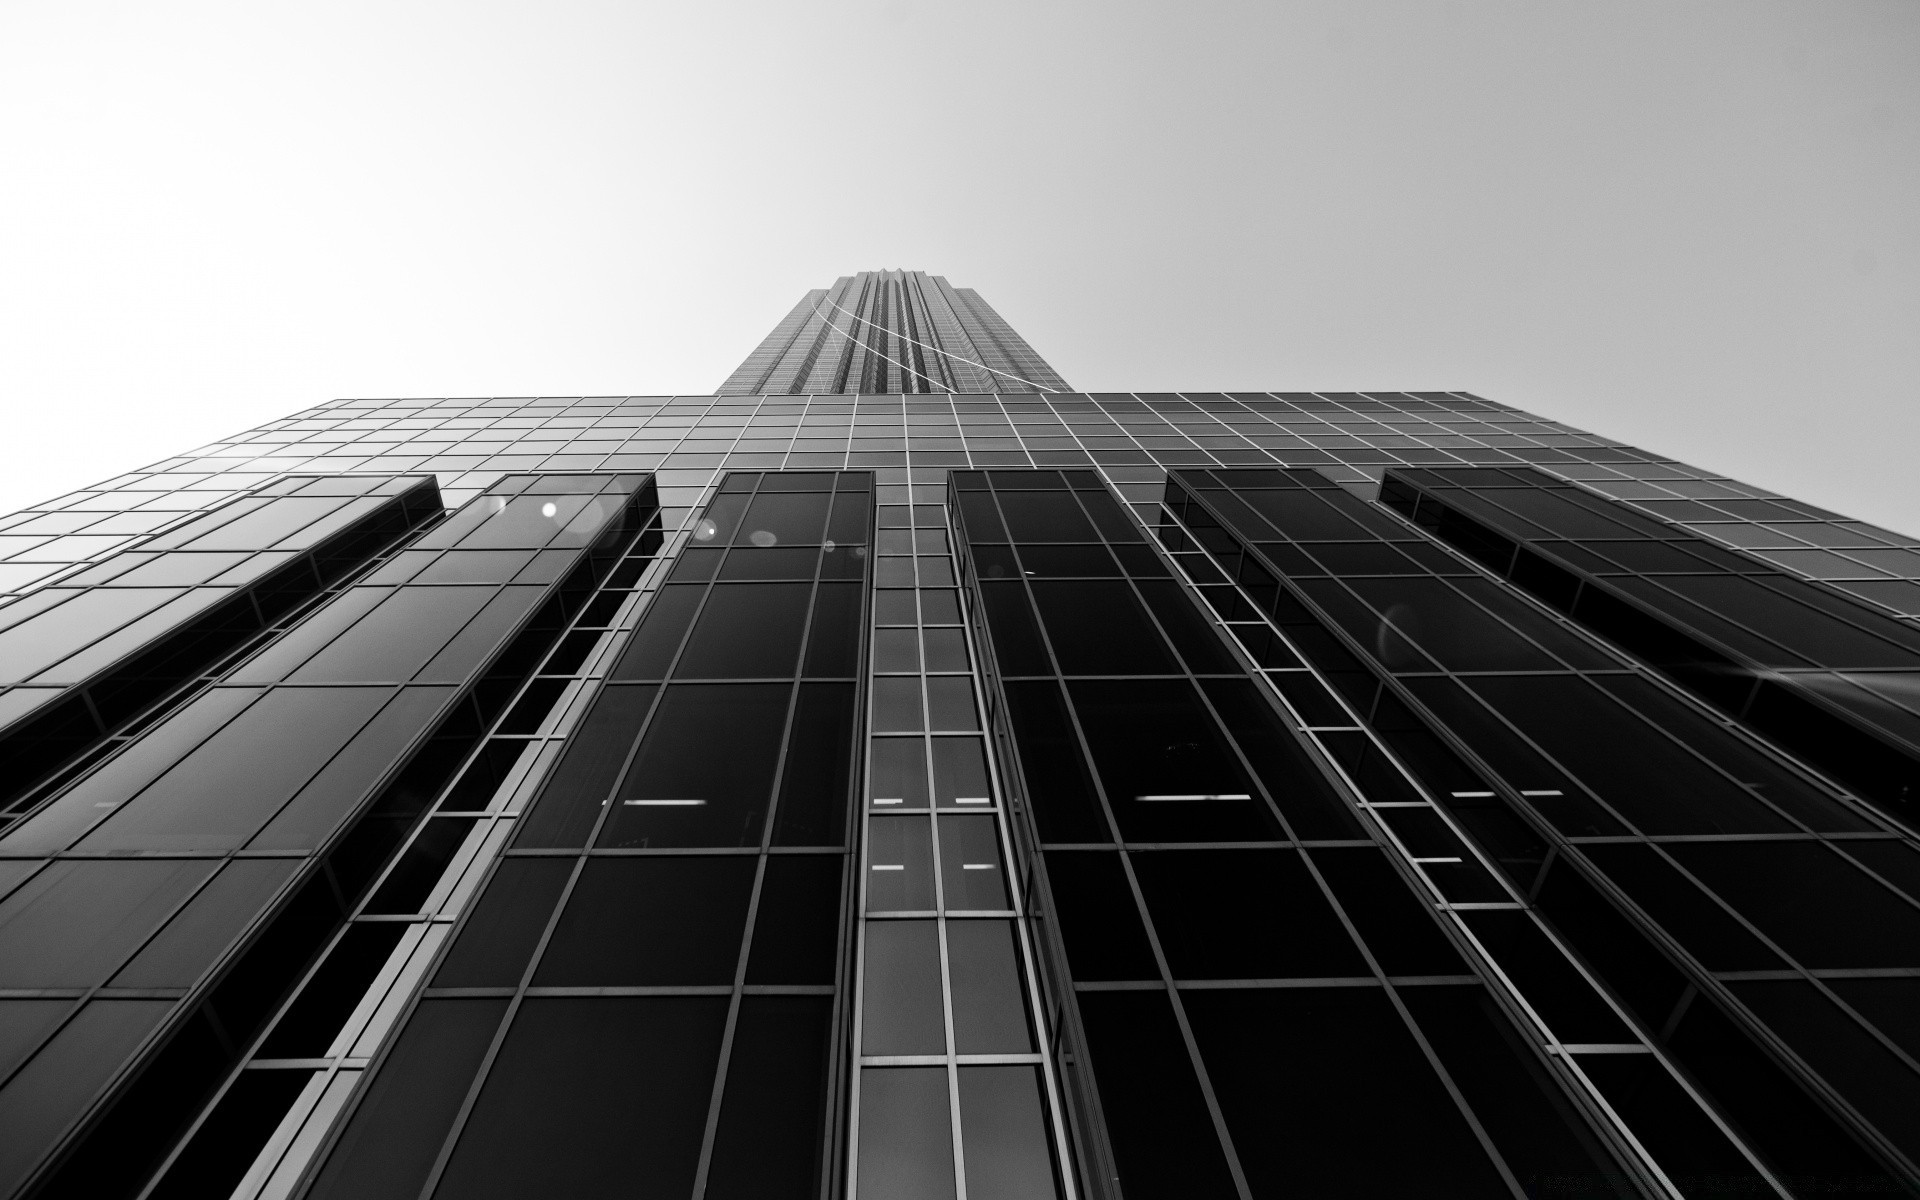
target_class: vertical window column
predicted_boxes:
[852,466,1070,1200]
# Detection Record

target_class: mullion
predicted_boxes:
[977,474,1256,1200]
[1160,486,1792,1194]
[286,481,661,1200]
[1125,473,1595,1191]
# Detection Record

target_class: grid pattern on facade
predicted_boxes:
[10,391,1913,627]
[0,475,443,835]
[2,265,1920,1200]
[947,469,1700,1198]
[1165,467,1917,1191]
[0,474,658,1199]
[291,473,870,1199]
[850,469,1069,1200]
[718,272,1070,396]
[1383,467,1920,831]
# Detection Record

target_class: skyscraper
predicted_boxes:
[1,270,1918,1198]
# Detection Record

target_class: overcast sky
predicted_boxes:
[2,1,1915,531]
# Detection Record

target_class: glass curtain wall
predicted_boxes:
[1163,466,1916,1193]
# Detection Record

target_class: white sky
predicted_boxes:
[1,1,1915,531]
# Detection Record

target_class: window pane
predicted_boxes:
[434,997,727,1199]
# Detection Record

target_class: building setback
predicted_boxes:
[1,271,1919,1198]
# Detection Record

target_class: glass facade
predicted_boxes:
[1,274,1918,1198]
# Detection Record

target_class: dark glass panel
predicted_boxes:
[1344,576,1561,671]
[1451,576,1619,669]
[861,920,946,1055]
[925,676,979,731]
[1577,1056,1773,1197]
[534,857,754,986]
[1459,910,1634,1043]
[1067,679,1280,842]
[1041,853,1157,981]
[1076,990,1239,1199]
[827,489,872,544]
[956,492,1008,542]
[0,1000,174,1199]
[513,684,656,848]
[110,859,299,988]
[957,1066,1059,1200]
[1827,977,1920,1064]
[1667,841,1920,969]
[432,858,572,988]
[920,590,962,625]
[0,589,184,683]
[1465,676,1790,835]
[148,1068,314,1200]
[288,586,496,683]
[738,491,830,546]
[0,684,259,854]
[1400,986,1637,1196]
[1016,544,1120,577]
[1528,858,1692,1031]
[1838,839,1920,905]
[178,495,347,551]
[1001,682,1108,843]
[718,546,819,580]
[921,627,970,673]
[1029,581,1178,675]
[668,547,721,582]
[246,686,451,851]
[1399,676,1625,838]
[871,737,930,809]
[1133,580,1239,674]
[705,996,835,1200]
[1660,575,1920,669]
[1310,847,1467,975]
[873,627,921,673]
[1479,487,1652,541]
[772,683,856,846]
[994,492,1098,542]
[1075,485,1146,543]
[611,585,703,679]
[939,814,1008,909]
[856,1068,955,1200]
[1586,676,1870,832]
[0,859,215,988]
[1564,846,1757,974]
[761,472,837,492]
[457,492,614,550]
[694,492,751,546]
[870,677,925,733]
[1662,989,1895,1188]
[75,686,395,852]
[745,855,842,985]
[259,922,409,1056]
[1234,488,1373,540]
[0,999,73,1084]
[948,919,1033,1053]
[976,583,1051,675]
[674,583,811,678]
[972,543,1020,580]
[931,738,991,807]
[1186,987,1511,1197]
[1201,678,1365,839]
[413,549,537,583]
[1303,541,1421,575]
[1267,670,1350,726]
[867,815,936,912]
[1133,849,1366,979]
[434,997,727,1200]
[601,683,791,848]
